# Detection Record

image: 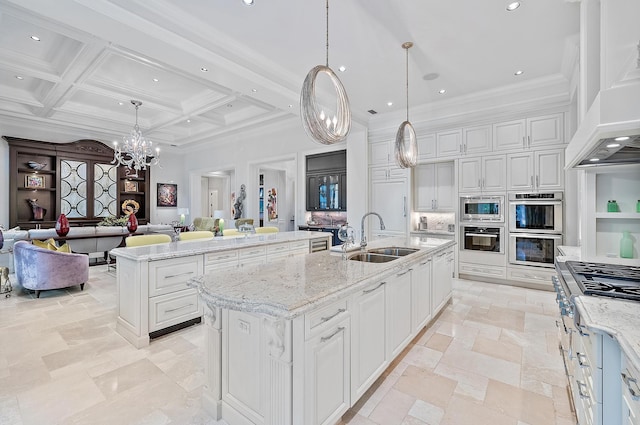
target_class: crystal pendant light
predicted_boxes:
[300,0,351,145]
[112,100,160,176]
[394,42,418,168]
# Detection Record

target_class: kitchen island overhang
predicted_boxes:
[189,236,456,425]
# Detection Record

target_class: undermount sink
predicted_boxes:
[348,253,398,263]
[367,247,420,257]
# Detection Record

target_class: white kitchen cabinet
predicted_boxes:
[436,129,463,158]
[621,352,640,425]
[350,278,388,402]
[304,316,351,425]
[385,267,413,359]
[370,168,408,236]
[462,125,492,155]
[458,155,506,193]
[507,148,564,191]
[432,248,454,313]
[506,265,555,289]
[414,162,455,211]
[417,133,436,162]
[411,257,432,332]
[370,140,393,166]
[494,113,564,152]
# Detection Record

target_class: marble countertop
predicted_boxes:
[110,231,330,262]
[189,236,456,319]
[410,229,455,236]
[557,245,640,369]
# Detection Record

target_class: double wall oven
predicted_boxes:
[508,192,563,268]
[460,195,505,254]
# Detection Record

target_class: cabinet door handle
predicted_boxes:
[536,175,539,188]
[576,352,589,368]
[522,136,526,148]
[622,371,640,399]
[165,303,194,313]
[478,178,481,189]
[363,281,386,294]
[403,196,407,217]
[576,380,590,399]
[396,268,413,277]
[530,175,534,187]
[320,308,346,323]
[460,144,463,153]
[420,259,432,265]
[164,271,195,279]
[482,178,485,188]
[321,326,345,343]
[527,135,531,148]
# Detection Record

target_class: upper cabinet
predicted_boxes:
[462,125,492,155]
[306,149,347,211]
[414,162,455,211]
[369,140,394,167]
[6,137,151,229]
[458,155,506,193]
[435,129,463,158]
[507,148,564,192]
[494,113,564,152]
[417,133,436,162]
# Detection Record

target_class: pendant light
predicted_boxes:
[300,0,351,145]
[394,42,418,168]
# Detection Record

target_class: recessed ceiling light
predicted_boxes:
[614,136,630,142]
[242,0,254,5]
[15,75,24,80]
[423,73,439,81]
[118,101,124,105]
[506,1,521,11]
[589,158,600,162]
[251,88,257,92]
[186,119,191,123]
[227,104,233,108]
[288,104,293,108]
[30,35,41,41]
[606,143,621,148]
[438,89,446,94]
[152,78,159,82]
[338,66,346,72]
[200,67,208,72]
[514,70,524,76]
[387,102,393,107]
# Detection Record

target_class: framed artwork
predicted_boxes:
[25,175,45,189]
[157,183,178,207]
[123,180,138,192]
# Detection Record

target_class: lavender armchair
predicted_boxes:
[13,241,89,298]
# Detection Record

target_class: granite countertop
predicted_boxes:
[557,245,640,369]
[411,229,455,236]
[189,236,455,319]
[110,230,330,262]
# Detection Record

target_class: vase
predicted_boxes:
[55,213,70,237]
[127,213,138,233]
[620,231,634,259]
[0,229,3,250]
[26,199,46,221]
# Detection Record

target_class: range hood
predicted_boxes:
[565,68,640,168]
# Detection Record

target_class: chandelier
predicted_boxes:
[394,42,418,168]
[300,0,351,145]
[112,100,159,175]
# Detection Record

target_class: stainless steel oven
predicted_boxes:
[509,232,562,267]
[462,226,504,253]
[508,192,563,233]
[460,195,504,222]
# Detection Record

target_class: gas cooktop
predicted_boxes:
[566,261,640,301]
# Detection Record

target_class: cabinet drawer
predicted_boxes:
[238,246,266,259]
[506,267,554,287]
[622,355,640,423]
[459,262,506,279]
[267,243,289,255]
[305,299,349,339]
[149,256,203,297]
[289,239,309,252]
[205,250,238,265]
[148,289,201,332]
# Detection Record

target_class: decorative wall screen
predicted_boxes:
[94,163,117,217]
[60,159,88,218]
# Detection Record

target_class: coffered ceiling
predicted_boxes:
[0,0,579,151]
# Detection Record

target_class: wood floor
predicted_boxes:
[0,266,575,425]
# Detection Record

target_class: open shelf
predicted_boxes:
[17,168,56,175]
[596,212,640,219]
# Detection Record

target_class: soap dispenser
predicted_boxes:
[620,231,634,259]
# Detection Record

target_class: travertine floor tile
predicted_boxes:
[368,388,415,425]
[484,379,557,425]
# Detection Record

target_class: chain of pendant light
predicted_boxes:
[300,0,351,145]
[394,42,418,168]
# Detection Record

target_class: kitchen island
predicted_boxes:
[110,231,332,348]
[189,236,456,425]
[555,246,640,425]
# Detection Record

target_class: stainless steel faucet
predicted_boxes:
[360,212,385,249]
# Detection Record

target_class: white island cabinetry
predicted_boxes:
[192,237,455,425]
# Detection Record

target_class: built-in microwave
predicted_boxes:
[460,195,504,222]
[509,232,562,268]
[462,226,504,253]
[508,192,563,233]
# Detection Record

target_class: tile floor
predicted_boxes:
[0,266,575,425]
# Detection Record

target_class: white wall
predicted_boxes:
[149,151,187,224]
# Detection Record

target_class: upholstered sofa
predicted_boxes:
[13,240,89,298]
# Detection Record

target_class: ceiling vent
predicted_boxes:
[367,109,377,115]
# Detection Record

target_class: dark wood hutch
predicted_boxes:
[5,137,151,229]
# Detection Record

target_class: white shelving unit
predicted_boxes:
[582,164,640,260]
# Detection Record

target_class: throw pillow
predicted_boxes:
[33,238,56,250]
[56,243,71,253]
